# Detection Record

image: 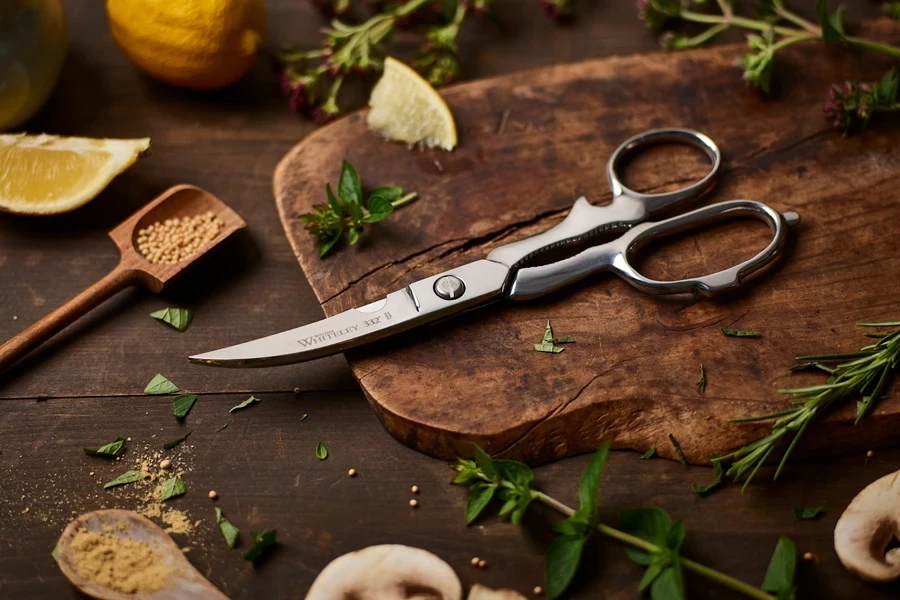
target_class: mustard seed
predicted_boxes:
[470,557,480,566]
[411,485,419,494]
[409,499,418,508]
[136,213,224,264]
[208,490,218,500]
[348,469,357,477]
[534,586,544,596]
[477,559,487,569]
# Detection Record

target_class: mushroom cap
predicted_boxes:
[835,470,900,583]
[467,584,528,599]
[306,544,462,600]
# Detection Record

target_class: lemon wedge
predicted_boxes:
[367,57,457,151]
[0,134,150,215]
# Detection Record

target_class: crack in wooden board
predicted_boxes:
[274,38,900,465]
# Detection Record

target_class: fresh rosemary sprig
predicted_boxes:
[298,160,417,257]
[453,444,794,599]
[721,321,900,491]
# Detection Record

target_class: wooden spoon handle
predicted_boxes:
[0,265,137,372]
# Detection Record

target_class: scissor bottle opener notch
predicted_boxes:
[190,128,799,368]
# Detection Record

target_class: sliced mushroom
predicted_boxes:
[306,544,462,600]
[834,470,900,582]
[467,584,528,599]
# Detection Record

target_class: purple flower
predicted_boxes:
[280,68,318,115]
[636,0,678,32]
[824,80,877,134]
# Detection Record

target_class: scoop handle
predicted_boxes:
[0,264,136,373]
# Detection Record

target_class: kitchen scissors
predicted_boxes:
[190,128,799,368]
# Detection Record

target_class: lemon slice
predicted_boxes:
[367,57,457,151]
[0,134,150,215]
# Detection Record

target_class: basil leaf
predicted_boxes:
[83,437,127,458]
[877,69,899,106]
[472,445,497,481]
[720,328,761,338]
[493,459,534,489]
[691,456,725,496]
[668,434,688,466]
[651,557,686,600]
[620,508,672,565]
[543,320,554,342]
[762,536,797,595]
[173,394,197,420]
[159,476,187,501]
[639,556,668,592]
[144,374,179,395]
[215,507,240,548]
[348,226,362,245]
[229,396,261,413]
[816,0,844,42]
[793,506,823,520]
[544,534,586,599]
[534,342,565,353]
[104,470,146,489]
[338,160,362,206]
[243,529,277,563]
[575,443,609,525]
[325,183,344,218]
[163,432,191,450]
[316,442,328,460]
[362,196,394,223]
[318,228,342,258]
[640,448,657,460]
[665,519,686,551]
[149,308,192,332]
[465,483,496,525]
[368,185,403,202]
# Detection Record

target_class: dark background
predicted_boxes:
[1,1,896,598]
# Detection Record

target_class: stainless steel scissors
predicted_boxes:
[190,128,799,368]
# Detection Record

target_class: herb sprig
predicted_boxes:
[299,161,417,258]
[720,321,900,490]
[453,444,794,599]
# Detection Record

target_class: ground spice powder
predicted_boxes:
[70,528,170,593]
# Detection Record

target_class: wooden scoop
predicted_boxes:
[56,509,228,600]
[0,185,245,372]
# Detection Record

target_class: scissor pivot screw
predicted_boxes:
[434,275,466,300]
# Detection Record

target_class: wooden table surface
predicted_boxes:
[1,1,897,598]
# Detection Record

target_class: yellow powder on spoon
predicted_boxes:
[70,528,170,593]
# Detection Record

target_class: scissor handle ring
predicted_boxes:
[607,128,722,215]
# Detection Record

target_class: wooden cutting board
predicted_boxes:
[274,27,900,466]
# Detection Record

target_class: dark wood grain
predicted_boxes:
[274,28,900,466]
[1,0,897,599]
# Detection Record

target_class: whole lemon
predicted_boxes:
[106,0,266,90]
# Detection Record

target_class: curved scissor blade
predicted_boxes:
[189,259,510,368]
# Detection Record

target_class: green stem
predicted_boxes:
[775,6,820,34]
[395,0,433,17]
[679,9,805,37]
[531,491,776,600]
[845,35,900,58]
[392,192,418,208]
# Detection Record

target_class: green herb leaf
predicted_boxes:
[300,414,308,421]
[172,394,197,420]
[465,483,497,525]
[51,543,59,562]
[104,470,146,489]
[876,68,899,106]
[720,328,761,338]
[338,160,362,205]
[534,342,565,353]
[651,556,687,600]
[640,448,657,460]
[368,186,403,202]
[551,336,575,343]
[348,225,362,245]
[230,396,261,413]
[163,432,191,450]
[243,529,277,563]
[668,434,688,466]
[326,183,343,217]
[159,476,187,501]
[638,557,668,592]
[493,459,534,489]
[574,443,609,525]
[620,508,672,565]
[216,423,229,433]
[362,196,394,223]
[144,373,179,395]
[215,507,240,548]
[149,308,193,332]
[83,437,127,458]
[696,363,706,393]
[472,445,497,481]
[544,534,586,599]
[816,0,844,42]
[793,506,823,520]
[762,536,797,596]
[543,320,554,342]
[319,229,342,258]
[316,442,328,460]
[691,456,725,496]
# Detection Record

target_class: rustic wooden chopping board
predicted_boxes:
[274,27,900,466]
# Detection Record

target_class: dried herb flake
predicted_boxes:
[640,448,656,460]
[669,434,688,466]
[316,442,328,460]
[230,396,261,413]
[720,328,761,338]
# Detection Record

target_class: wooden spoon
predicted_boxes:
[0,185,245,372]
[56,509,228,600]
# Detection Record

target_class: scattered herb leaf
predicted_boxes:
[230,396,261,413]
[691,456,724,496]
[545,534,586,598]
[144,374,179,395]
[316,442,328,460]
[216,423,229,433]
[172,394,197,420]
[215,507,240,548]
[51,543,59,562]
[465,483,497,525]
[640,448,656,460]
[159,476,187,501]
[104,470,146,489]
[552,336,576,344]
[535,320,572,353]
[793,506,823,520]
[696,364,706,393]
[243,529,277,563]
[762,536,797,598]
[720,328,761,338]
[149,308,192,332]
[668,434,688,466]
[163,432,191,450]
[534,342,565,353]
[83,437,127,458]
[620,507,687,598]
[300,414,308,421]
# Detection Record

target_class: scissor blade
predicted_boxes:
[189,259,511,368]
